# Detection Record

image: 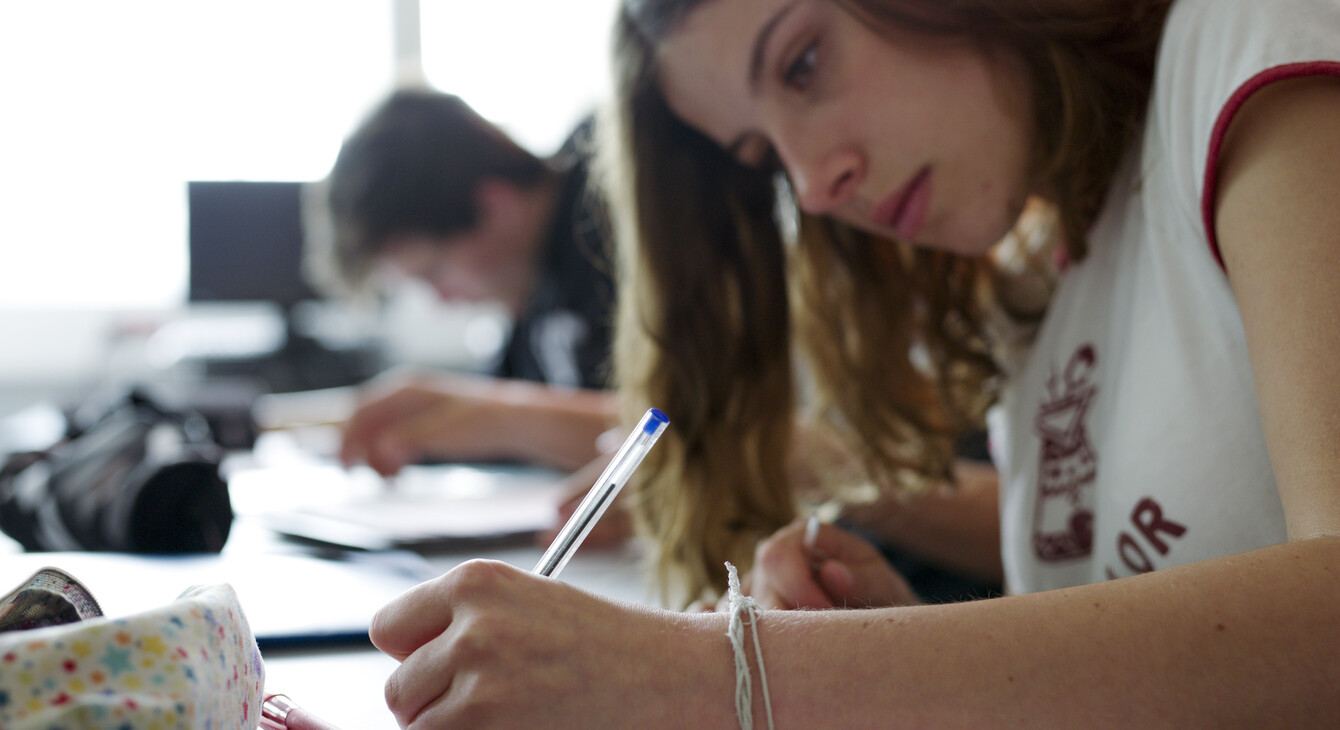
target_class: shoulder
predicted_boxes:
[552,115,599,168]
[1156,0,1340,115]
[1151,0,1340,265]
[1214,76,1340,270]
[1162,0,1340,52]
[1156,0,1340,109]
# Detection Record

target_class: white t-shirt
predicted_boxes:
[989,0,1340,593]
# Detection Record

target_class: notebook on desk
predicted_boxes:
[233,460,568,552]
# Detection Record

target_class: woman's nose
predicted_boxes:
[780,139,864,216]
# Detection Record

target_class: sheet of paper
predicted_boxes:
[227,442,567,551]
[0,550,437,649]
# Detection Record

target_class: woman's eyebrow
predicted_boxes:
[750,1,802,92]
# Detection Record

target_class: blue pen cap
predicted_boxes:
[643,408,670,434]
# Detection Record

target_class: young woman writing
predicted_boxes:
[369,1,1340,726]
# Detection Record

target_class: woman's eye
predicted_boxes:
[783,41,819,90]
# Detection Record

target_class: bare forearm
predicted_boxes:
[743,536,1340,727]
[842,460,1003,585]
[491,383,616,470]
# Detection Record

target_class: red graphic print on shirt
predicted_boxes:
[1032,344,1099,561]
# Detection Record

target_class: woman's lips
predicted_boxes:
[871,166,932,242]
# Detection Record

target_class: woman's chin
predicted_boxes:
[914,230,1000,258]
[936,216,1024,258]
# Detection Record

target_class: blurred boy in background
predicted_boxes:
[311,89,616,478]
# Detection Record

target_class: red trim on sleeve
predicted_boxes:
[1201,61,1340,271]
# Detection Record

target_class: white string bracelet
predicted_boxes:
[725,561,775,730]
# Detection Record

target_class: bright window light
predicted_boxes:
[0,1,620,311]
[420,0,621,155]
[0,2,394,309]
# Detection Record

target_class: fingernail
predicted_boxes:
[827,563,854,594]
[804,515,820,549]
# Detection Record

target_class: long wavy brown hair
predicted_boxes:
[600,0,1171,603]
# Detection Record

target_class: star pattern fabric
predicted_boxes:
[0,583,263,729]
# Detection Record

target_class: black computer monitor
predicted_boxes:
[184,181,382,395]
[187,181,318,309]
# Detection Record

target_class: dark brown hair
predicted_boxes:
[320,89,552,291]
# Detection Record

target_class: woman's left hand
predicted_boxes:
[742,518,920,610]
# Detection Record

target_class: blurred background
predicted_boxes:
[0,0,620,417]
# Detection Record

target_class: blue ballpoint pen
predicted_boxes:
[534,408,670,578]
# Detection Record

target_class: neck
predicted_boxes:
[500,173,563,317]
[520,173,563,258]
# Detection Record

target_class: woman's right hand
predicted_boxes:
[370,559,731,729]
[744,518,920,610]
